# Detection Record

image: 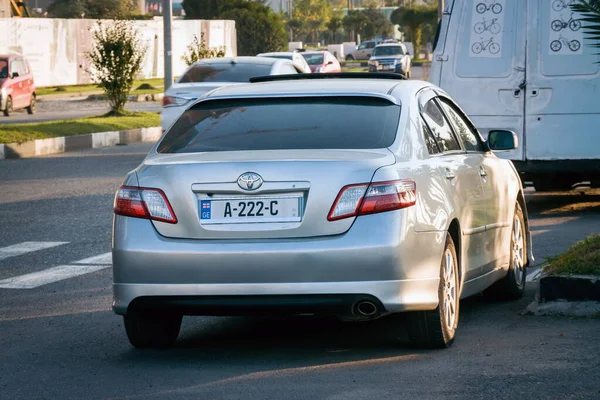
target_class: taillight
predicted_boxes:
[114,186,178,224]
[161,95,193,108]
[327,180,416,221]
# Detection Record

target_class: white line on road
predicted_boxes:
[0,265,109,289]
[0,242,69,262]
[72,252,112,265]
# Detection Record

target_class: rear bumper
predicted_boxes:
[112,215,445,316]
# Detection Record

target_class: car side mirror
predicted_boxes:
[11,72,19,79]
[367,53,371,58]
[327,61,333,65]
[487,130,518,151]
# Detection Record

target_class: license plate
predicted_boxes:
[199,196,302,224]
[382,64,393,70]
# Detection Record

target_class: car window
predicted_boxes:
[437,98,485,152]
[0,59,8,79]
[178,63,274,83]
[421,118,441,155]
[157,97,401,153]
[302,54,324,65]
[358,43,367,50]
[366,42,376,49]
[372,46,403,57]
[422,99,462,152]
[9,60,18,76]
[17,59,28,75]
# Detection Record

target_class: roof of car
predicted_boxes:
[193,56,284,66]
[257,52,295,57]
[375,43,403,47]
[301,51,328,55]
[203,77,429,99]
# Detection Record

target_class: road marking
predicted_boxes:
[0,265,109,289]
[72,252,112,265]
[0,242,69,261]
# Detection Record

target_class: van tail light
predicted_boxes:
[114,186,178,224]
[162,95,193,108]
[327,180,416,221]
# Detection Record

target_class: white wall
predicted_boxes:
[0,18,237,87]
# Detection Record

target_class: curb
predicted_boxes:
[85,93,164,102]
[0,126,162,160]
[539,274,600,302]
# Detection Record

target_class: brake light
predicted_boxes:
[161,95,193,108]
[327,180,416,221]
[114,186,178,224]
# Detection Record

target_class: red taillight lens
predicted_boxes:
[327,180,416,221]
[161,95,192,108]
[114,186,178,224]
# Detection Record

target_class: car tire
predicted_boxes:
[483,202,527,301]
[345,55,354,61]
[406,233,460,348]
[26,94,36,115]
[533,177,573,192]
[123,312,182,349]
[3,96,12,117]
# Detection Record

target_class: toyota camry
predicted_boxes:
[112,73,534,349]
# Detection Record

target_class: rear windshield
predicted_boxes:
[260,54,292,60]
[157,97,401,153]
[373,46,403,57]
[178,63,273,83]
[302,54,324,65]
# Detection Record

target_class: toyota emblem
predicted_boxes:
[237,172,263,191]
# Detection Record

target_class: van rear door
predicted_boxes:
[431,0,527,161]
[524,2,600,162]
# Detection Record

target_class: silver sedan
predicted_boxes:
[112,73,534,349]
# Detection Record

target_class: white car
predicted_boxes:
[256,51,312,73]
[161,57,301,132]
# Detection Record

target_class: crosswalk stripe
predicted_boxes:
[0,242,69,261]
[0,265,109,289]
[72,252,112,265]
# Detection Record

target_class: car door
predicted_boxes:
[437,95,503,276]
[420,91,488,283]
[9,59,25,108]
[18,58,34,104]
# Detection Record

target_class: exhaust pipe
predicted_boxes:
[355,300,378,317]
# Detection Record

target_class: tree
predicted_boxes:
[571,0,600,60]
[286,19,306,41]
[343,10,370,41]
[391,4,437,54]
[86,21,147,115]
[182,32,226,66]
[362,1,393,39]
[291,0,334,43]
[327,16,342,43]
[182,0,287,55]
[47,0,135,19]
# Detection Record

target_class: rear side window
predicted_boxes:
[0,59,7,78]
[157,97,401,153]
[178,63,273,83]
[438,99,485,152]
[421,118,441,155]
[422,99,462,152]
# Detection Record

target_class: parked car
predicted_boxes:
[0,54,36,117]
[256,51,312,73]
[161,57,301,132]
[113,73,533,349]
[368,43,412,78]
[345,39,384,60]
[300,51,342,73]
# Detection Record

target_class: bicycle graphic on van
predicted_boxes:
[474,18,502,34]
[550,34,581,52]
[551,13,582,32]
[472,37,501,55]
[476,1,503,14]
[552,0,576,12]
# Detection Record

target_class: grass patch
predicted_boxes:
[0,112,160,144]
[544,234,600,276]
[36,78,165,97]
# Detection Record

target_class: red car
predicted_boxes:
[300,51,342,73]
[0,55,36,117]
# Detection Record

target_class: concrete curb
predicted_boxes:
[0,126,162,160]
[539,274,600,302]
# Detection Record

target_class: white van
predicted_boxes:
[430,0,600,191]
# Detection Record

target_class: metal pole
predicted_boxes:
[163,0,173,91]
[438,0,444,22]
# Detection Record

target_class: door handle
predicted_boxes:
[479,167,488,177]
[445,171,456,180]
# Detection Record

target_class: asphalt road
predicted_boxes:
[0,99,162,125]
[1,144,599,400]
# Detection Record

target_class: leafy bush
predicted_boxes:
[182,33,226,66]
[86,21,147,115]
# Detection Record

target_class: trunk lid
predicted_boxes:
[136,149,395,240]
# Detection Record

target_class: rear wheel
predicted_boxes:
[345,55,354,61]
[123,311,182,349]
[407,234,459,348]
[26,94,36,114]
[484,202,527,300]
[3,96,12,117]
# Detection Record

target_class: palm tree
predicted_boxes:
[571,1,600,59]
